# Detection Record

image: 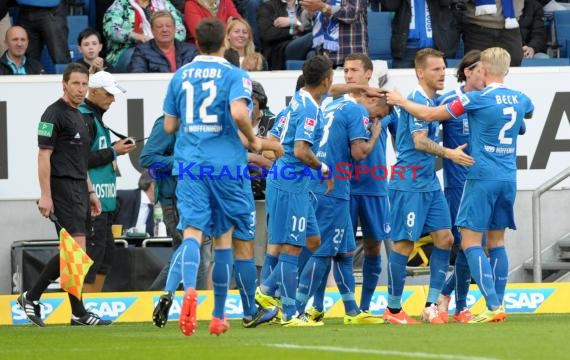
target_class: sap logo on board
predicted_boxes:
[447,292,483,313]
[84,298,137,321]
[154,294,207,320]
[11,298,64,325]
[368,290,413,315]
[305,292,342,313]
[503,289,554,313]
[225,294,245,319]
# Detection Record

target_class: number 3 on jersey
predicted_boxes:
[183,80,217,123]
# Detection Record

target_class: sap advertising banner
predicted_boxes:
[1,68,570,200]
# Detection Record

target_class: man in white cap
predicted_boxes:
[80,71,136,293]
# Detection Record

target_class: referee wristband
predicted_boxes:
[89,190,96,194]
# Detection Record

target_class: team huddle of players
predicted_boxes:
[154,18,533,336]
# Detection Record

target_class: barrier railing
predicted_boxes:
[532,166,570,282]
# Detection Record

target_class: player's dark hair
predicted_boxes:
[77,28,102,46]
[344,53,373,72]
[295,74,305,91]
[302,55,333,87]
[195,18,226,54]
[252,81,268,109]
[223,48,240,67]
[63,62,89,82]
[456,50,481,83]
[414,48,444,69]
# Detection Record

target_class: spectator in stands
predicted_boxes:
[16,0,71,65]
[300,0,367,68]
[461,0,524,66]
[0,25,44,75]
[258,0,314,70]
[520,0,549,59]
[0,1,11,55]
[225,18,267,71]
[103,0,186,72]
[115,172,155,236]
[184,0,241,45]
[380,0,461,68]
[77,28,115,74]
[129,10,198,72]
[235,0,262,50]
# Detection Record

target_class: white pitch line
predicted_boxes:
[267,343,501,360]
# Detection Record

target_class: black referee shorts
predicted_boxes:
[85,211,116,283]
[51,177,88,236]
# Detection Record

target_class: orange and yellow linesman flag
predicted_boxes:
[59,228,93,299]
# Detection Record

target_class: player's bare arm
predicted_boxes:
[412,131,474,166]
[231,99,262,153]
[294,140,334,193]
[351,120,381,160]
[164,114,179,134]
[386,90,451,122]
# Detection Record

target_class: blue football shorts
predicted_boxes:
[313,194,356,257]
[265,185,319,247]
[456,179,516,232]
[389,189,451,242]
[176,176,255,240]
[350,194,391,241]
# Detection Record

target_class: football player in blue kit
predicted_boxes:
[162,18,267,337]
[382,48,474,325]
[386,47,533,323]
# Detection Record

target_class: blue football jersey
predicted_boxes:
[389,86,442,192]
[268,89,325,191]
[351,108,399,196]
[310,95,370,199]
[437,86,470,189]
[446,83,534,181]
[163,55,252,176]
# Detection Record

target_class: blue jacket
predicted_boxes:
[139,117,177,206]
[128,39,198,73]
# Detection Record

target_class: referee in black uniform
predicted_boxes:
[17,63,111,327]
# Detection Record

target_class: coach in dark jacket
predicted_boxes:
[127,10,198,73]
[381,0,461,67]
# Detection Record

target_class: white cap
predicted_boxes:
[88,71,126,95]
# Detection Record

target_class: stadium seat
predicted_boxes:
[367,11,392,61]
[67,15,89,45]
[286,60,304,70]
[40,47,55,74]
[553,10,570,57]
[521,57,570,66]
[54,64,67,74]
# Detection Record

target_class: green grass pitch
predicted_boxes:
[1,314,568,360]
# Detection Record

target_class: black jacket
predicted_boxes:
[115,189,153,235]
[381,0,461,59]
[258,0,296,70]
[519,0,547,53]
[0,51,44,75]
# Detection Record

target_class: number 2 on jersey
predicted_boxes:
[499,106,517,145]
[183,80,218,123]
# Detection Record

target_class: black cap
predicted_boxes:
[252,81,268,110]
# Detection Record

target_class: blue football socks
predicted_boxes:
[464,246,501,310]
[360,255,381,311]
[234,258,257,319]
[259,253,279,296]
[489,246,509,304]
[164,243,184,293]
[275,253,298,321]
[333,255,360,316]
[427,246,451,304]
[296,256,329,314]
[454,250,471,311]
[212,248,233,319]
[387,250,408,310]
[181,237,201,291]
[312,260,331,312]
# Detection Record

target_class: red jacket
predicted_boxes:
[184,0,241,44]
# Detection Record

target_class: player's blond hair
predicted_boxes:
[480,47,510,77]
